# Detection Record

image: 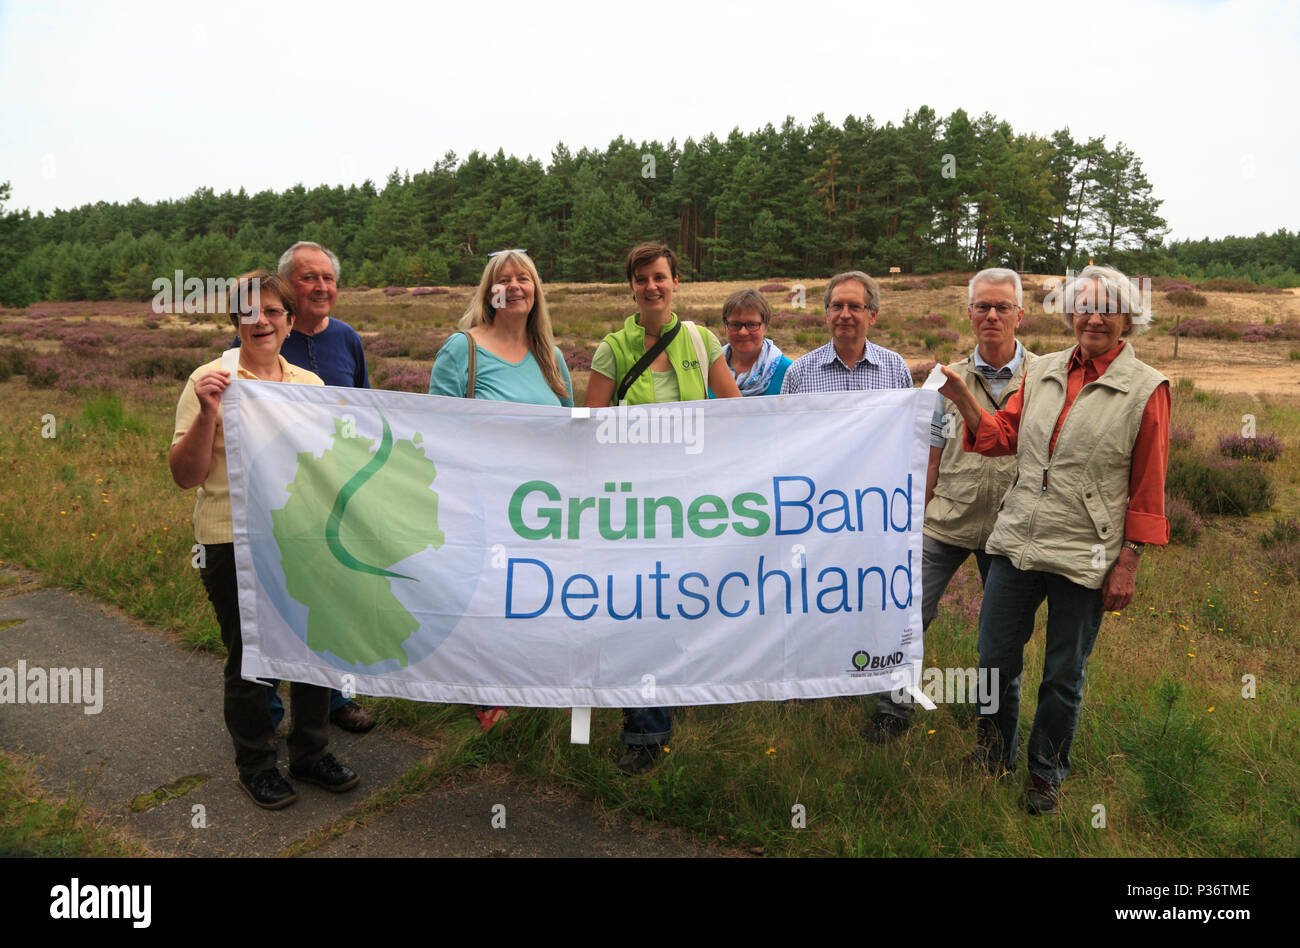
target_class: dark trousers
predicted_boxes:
[198,542,330,776]
[621,707,673,746]
[975,556,1104,785]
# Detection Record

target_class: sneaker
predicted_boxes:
[330,700,376,733]
[239,767,298,810]
[862,712,910,745]
[289,753,360,793]
[617,744,664,776]
[1024,774,1061,815]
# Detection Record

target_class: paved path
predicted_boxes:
[0,578,718,857]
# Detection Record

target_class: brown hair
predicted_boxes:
[228,269,294,329]
[625,243,679,283]
[721,288,773,326]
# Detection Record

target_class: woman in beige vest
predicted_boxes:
[937,265,1170,815]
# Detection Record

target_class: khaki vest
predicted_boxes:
[924,348,1034,551]
[985,343,1167,589]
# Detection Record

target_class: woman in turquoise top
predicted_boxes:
[584,243,740,775]
[429,250,572,729]
[429,250,572,408]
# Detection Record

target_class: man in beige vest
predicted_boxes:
[865,268,1034,743]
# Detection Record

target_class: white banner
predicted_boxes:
[223,381,939,708]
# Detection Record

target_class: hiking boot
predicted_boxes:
[289,753,360,793]
[330,700,376,733]
[239,767,297,810]
[862,712,910,745]
[618,744,664,776]
[1024,774,1061,816]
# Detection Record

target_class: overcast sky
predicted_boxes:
[1,0,1295,242]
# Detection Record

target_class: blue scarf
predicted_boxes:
[725,337,785,396]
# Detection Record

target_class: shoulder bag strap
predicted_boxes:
[457,330,477,398]
[681,320,709,391]
[615,321,681,404]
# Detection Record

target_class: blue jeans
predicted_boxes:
[877,535,992,722]
[621,707,672,746]
[975,556,1103,785]
[269,686,350,731]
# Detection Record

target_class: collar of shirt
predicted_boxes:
[819,339,878,370]
[1068,339,1125,377]
[973,339,1023,377]
[234,354,298,381]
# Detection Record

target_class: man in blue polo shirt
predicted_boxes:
[240,241,376,734]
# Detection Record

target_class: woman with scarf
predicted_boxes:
[719,288,792,396]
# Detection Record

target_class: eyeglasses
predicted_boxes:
[827,302,870,315]
[971,302,1021,317]
[1071,310,1130,321]
[488,248,527,258]
[239,306,288,322]
[725,320,764,332]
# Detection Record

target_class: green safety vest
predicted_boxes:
[600,313,707,405]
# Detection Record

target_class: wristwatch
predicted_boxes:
[1122,540,1145,557]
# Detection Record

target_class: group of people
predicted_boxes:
[171,238,1170,817]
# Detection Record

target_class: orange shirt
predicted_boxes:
[963,342,1171,545]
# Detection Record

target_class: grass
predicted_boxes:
[0,750,152,856]
[1,281,1298,857]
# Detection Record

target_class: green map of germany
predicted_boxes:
[271,416,443,666]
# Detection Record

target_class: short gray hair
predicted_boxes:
[1060,264,1154,336]
[279,241,341,282]
[823,271,880,312]
[969,267,1023,306]
[722,288,773,325]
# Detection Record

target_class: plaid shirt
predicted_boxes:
[780,339,913,395]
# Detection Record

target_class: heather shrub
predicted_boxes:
[1169,318,1239,340]
[406,334,445,361]
[910,360,936,385]
[1019,314,1068,335]
[383,286,407,295]
[127,352,199,381]
[366,337,408,358]
[911,313,946,328]
[1259,518,1300,582]
[26,356,60,388]
[1218,432,1283,461]
[1165,494,1204,545]
[935,329,960,344]
[564,348,593,371]
[1198,278,1257,293]
[1169,425,1195,450]
[1166,453,1275,516]
[372,364,430,393]
[759,283,787,293]
[1165,289,1207,307]
[0,346,31,381]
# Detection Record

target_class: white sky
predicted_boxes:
[0,0,1295,242]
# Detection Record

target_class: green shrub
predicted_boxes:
[80,393,148,435]
[1118,679,1218,830]
[1166,453,1274,516]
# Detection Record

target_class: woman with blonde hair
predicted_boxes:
[429,249,573,729]
[430,249,572,406]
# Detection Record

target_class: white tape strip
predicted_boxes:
[921,363,947,391]
[220,348,240,375]
[570,707,591,744]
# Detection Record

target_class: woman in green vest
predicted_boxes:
[584,243,741,774]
